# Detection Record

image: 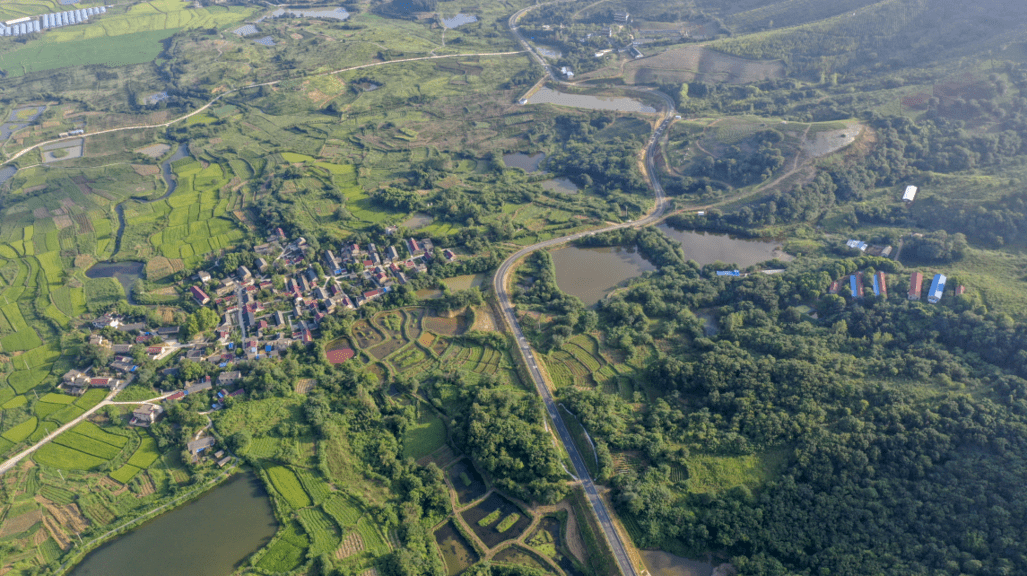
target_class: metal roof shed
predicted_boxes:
[903,185,918,203]
[928,274,946,303]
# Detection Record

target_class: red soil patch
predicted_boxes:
[326,348,356,364]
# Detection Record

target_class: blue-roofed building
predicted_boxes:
[928,274,946,303]
[716,270,741,277]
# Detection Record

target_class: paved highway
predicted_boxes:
[497,5,676,576]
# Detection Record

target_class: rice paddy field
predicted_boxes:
[0,421,194,573]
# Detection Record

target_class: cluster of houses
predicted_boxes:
[845,238,894,258]
[828,271,965,304]
[188,231,451,346]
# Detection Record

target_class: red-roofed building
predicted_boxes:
[191,286,211,305]
[908,272,924,301]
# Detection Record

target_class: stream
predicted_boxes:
[111,142,190,258]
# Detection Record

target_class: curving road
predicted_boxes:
[0,385,178,477]
[496,5,676,576]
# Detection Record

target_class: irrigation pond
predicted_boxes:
[550,245,656,306]
[68,474,277,576]
[656,224,792,267]
[503,152,546,172]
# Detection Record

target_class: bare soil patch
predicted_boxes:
[45,503,90,534]
[368,339,404,361]
[132,164,160,177]
[295,378,317,394]
[134,143,171,159]
[624,46,784,85]
[335,531,365,559]
[0,509,42,537]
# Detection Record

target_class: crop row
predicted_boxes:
[297,507,341,555]
[324,494,363,527]
[54,431,123,460]
[295,467,333,505]
[267,465,312,510]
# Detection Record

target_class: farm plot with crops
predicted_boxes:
[266,465,312,509]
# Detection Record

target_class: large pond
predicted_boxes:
[69,473,277,576]
[550,245,656,306]
[656,224,792,267]
[540,177,579,195]
[442,13,477,28]
[403,212,434,230]
[86,261,144,305]
[503,152,546,172]
[528,88,656,114]
[258,6,349,21]
[641,550,715,576]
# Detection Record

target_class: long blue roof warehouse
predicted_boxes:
[928,274,946,303]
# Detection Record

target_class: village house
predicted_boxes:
[187,436,216,462]
[191,286,211,305]
[130,404,164,427]
[218,371,242,386]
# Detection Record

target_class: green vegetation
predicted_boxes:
[266,465,312,509]
[478,509,502,527]
[401,404,447,459]
[496,513,521,533]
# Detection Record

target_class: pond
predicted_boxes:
[494,545,554,574]
[460,492,532,549]
[656,224,792,268]
[259,6,350,21]
[535,46,562,59]
[434,520,479,576]
[503,152,546,173]
[403,212,434,230]
[442,13,477,28]
[448,458,487,505]
[86,261,145,305]
[528,516,585,576]
[68,473,277,576]
[640,550,715,576]
[550,245,656,306]
[528,88,657,114]
[443,273,487,292]
[0,166,16,185]
[540,177,579,195]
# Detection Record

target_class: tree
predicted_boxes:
[228,430,252,453]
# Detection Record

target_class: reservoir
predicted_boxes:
[550,245,655,306]
[656,224,792,267]
[68,473,277,576]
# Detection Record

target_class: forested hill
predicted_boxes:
[709,0,1027,75]
[562,244,1027,575]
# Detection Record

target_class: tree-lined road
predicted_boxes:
[497,6,676,576]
